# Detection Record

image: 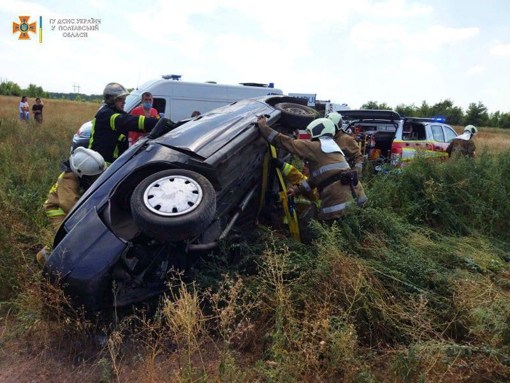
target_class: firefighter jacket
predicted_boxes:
[446,138,476,158]
[43,163,81,230]
[334,131,364,175]
[259,125,367,221]
[281,162,320,217]
[89,104,158,164]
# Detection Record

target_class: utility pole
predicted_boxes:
[72,83,81,93]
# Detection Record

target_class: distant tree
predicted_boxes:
[0,81,22,96]
[416,100,431,117]
[429,99,464,125]
[127,87,134,93]
[25,83,39,97]
[464,102,489,127]
[361,101,392,110]
[498,113,510,129]
[395,103,418,117]
[488,111,501,127]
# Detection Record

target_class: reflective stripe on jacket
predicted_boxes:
[89,104,158,163]
[259,124,358,220]
[334,131,364,175]
[43,171,81,219]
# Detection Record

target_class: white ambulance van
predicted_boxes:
[71,75,283,151]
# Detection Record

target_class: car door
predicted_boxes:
[426,124,450,158]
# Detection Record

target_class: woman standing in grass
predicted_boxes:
[19,95,30,121]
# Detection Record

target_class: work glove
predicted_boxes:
[270,157,285,170]
[148,118,175,139]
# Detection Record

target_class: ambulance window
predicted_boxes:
[153,98,166,114]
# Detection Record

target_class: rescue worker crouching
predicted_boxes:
[256,116,367,222]
[37,147,106,266]
[271,158,319,217]
[89,83,159,164]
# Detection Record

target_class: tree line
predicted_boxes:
[1,80,508,128]
[362,99,510,129]
[0,80,102,103]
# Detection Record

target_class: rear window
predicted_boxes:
[403,123,426,140]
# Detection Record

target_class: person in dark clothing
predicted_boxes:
[88,83,159,164]
[32,97,44,123]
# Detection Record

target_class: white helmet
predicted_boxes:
[103,82,130,105]
[464,125,478,135]
[70,147,106,178]
[326,112,343,133]
[305,118,336,140]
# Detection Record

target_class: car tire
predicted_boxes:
[274,102,319,129]
[131,169,216,242]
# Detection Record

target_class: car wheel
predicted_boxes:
[131,169,216,242]
[274,102,319,129]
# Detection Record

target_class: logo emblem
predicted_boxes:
[13,16,37,40]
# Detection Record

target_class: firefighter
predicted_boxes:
[257,116,367,222]
[328,112,367,202]
[446,125,478,158]
[37,147,106,266]
[271,158,319,216]
[89,83,159,164]
[327,112,364,175]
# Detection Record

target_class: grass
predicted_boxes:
[1,95,510,381]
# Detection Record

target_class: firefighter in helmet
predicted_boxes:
[88,83,159,164]
[446,124,478,158]
[257,116,367,222]
[38,147,106,265]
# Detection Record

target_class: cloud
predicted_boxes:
[369,0,432,18]
[467,66,484,75]
[350,22,479,51]
[401,56,436,73]
[490,43,510,56]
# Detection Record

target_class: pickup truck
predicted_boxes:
[340,110,458,167]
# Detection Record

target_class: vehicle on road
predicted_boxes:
[339,110,458,167]
[70,76,283,153]
[46,96,318,312]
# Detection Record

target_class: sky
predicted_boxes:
[1,0,509,113]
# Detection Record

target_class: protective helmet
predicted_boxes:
[70,147,106,178]
[103,82,130,105]
[305,118,336,140]
[464,125,478,135]
[326,112,343,133]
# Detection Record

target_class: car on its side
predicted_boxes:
[339,110,458,167]
[45,96,318,312]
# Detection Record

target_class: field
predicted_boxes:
[1,95,510,382]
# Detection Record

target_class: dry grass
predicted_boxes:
[452,125,510,154]
[0,95,99,131]
[2,97,510,382]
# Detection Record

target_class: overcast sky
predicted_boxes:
[1,0,509,113]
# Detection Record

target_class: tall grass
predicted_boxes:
[1,96,510,381]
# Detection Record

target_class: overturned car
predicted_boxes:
[44,96,318,312]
